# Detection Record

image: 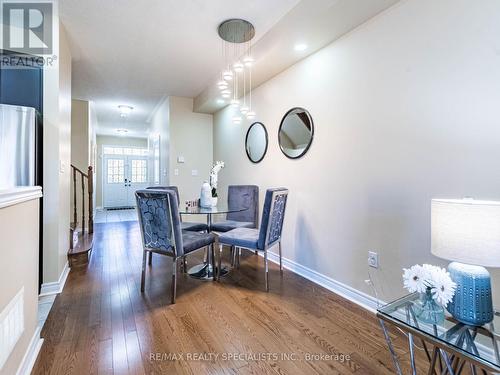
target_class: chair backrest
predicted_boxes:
[227,185,259,227]
[257,188,289,250]
[146,186,180,205]
[135,189,184,256]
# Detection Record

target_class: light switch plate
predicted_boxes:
[174,169,179,176]
[191,169,198,176]
[177,156,185,163]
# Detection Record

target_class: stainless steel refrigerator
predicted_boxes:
[0,104,36,189]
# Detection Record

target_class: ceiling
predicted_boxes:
[59,0,300,137]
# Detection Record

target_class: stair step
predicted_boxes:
[68,231,93,267]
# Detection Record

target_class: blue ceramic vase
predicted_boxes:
[447,262,493,326]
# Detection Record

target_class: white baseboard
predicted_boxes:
[261,250,498,365]
[16,326,43,375]
[261,250,381,313]
[39,262,70,297]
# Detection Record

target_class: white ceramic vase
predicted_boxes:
[200,182,212,208]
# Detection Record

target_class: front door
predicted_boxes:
[103,154,149,208]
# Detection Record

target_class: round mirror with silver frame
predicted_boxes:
[278,107,314,159]
[245,122,268,163]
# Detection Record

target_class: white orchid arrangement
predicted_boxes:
[209,161,225,197]
[402,264,457,307]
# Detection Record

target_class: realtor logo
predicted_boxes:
[2,2,53,54]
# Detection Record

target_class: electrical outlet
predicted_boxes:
[368,251,379,269]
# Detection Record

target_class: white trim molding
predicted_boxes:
[15,326,43,375]
[262,250,498,365]
[0,187,42,209]
[39,262,70,297]
[262,250,380,313]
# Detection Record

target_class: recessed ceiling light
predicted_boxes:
[116,128,128,134]
[118,105,133,117]
[294,43,308,52]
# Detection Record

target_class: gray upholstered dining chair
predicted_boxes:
[217,188,288,291]
[211,185,259,232]
[146,186,208,232]
[135,189,215,304]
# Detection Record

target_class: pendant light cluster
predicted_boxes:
[217,19,256,124]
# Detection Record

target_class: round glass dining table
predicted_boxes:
[180,203,247,280]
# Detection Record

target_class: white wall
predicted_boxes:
[149,98,170,185]
[42,20,72,284]
[169,97,213,205]
[213,0,500,307]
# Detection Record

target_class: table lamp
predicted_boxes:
[431,198,500,326]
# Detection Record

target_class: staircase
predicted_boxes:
[68,165,94,267]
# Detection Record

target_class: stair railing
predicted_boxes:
[71,165,94,241]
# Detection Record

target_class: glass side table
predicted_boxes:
[377,293,500,374]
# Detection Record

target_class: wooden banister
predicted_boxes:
[70,164,94,236]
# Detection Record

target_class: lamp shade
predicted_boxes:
[431,199,500,268]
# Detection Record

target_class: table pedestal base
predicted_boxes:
[187,263,228,280]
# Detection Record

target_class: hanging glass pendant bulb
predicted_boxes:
[233,61,244,73]
[246,111,256,120]
[217,80,228,90]
[240,105,249,115]
[221,89,231,98]
[223,70,233,81]
[232,115,242,124]
[243,56,254,67]
[230,99,240,107]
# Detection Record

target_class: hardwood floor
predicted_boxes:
[32,221,435,374]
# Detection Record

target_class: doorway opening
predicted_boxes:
[102,146,149,208]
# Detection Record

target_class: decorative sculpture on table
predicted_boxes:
[209,161,225,207]
[403,264,456,324]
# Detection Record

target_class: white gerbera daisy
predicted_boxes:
[403,265,426,293]
[430,267,457,306]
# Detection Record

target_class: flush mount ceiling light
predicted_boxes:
[217,19,257,119]
[118,105,133,117]
[294,43,308,52]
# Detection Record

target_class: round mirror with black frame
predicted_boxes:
[278,107,314,159]
[245,122,268,163]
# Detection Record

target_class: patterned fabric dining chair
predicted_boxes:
[211,185,259,232]
[135,189,215,304]
[217,188,288,291]
[146,186,208,232]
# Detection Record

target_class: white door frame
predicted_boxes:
[102,145,149,209]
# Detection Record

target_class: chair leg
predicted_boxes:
[141,251,147,292]
[217,244,223,281]
[230,245,235,266]
[182,256,187,273]
[279,242,283,274]
[236,247,241,269]
[148,251,153,266]
[210,244,216,281]
[264,249,269,292]
[171,258,177,304]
